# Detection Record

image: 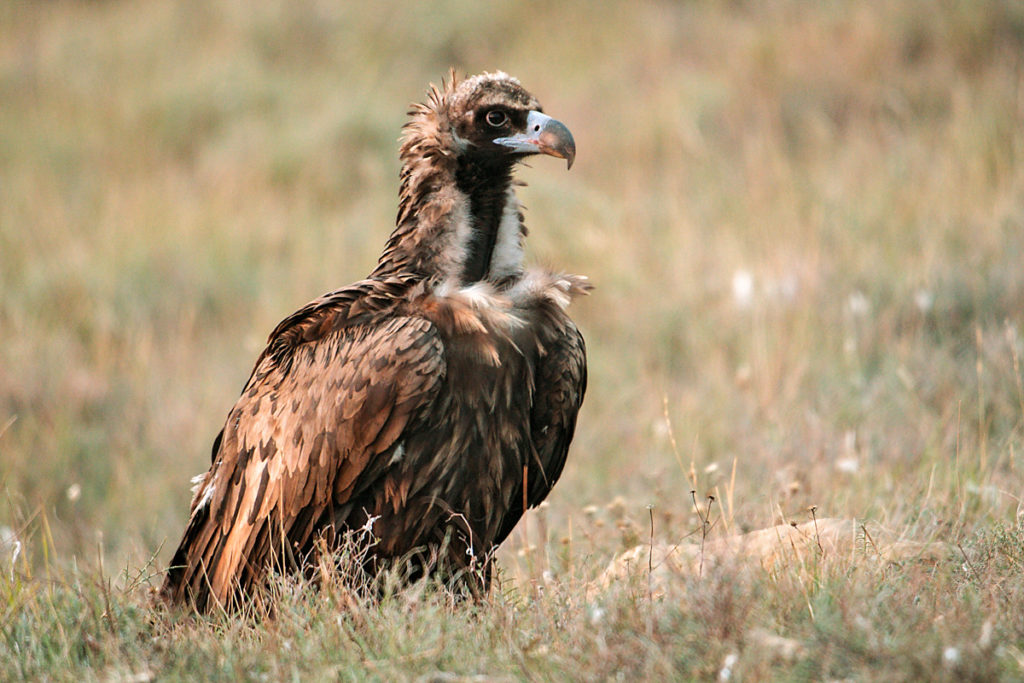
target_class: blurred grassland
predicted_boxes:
[2,0,1024,679]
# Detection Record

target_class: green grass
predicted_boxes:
[3,0,1024,679]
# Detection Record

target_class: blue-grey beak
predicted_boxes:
[494,111,576,169]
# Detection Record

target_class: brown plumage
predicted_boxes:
[161,71,589,612]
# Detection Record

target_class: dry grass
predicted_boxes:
[2,0,1024,679]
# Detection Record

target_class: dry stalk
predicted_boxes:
[690,491,716,578]
[809,506,823,555]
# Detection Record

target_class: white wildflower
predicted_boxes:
[732,270,754,309]
[718,653,739,681]
[914,289,934,312]
[836,458,859,474]
[847,291,870,316]
[734,363,752,387]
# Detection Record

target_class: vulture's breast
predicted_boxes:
[360,288,543,556]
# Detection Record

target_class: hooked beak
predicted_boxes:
[494,111,576,169]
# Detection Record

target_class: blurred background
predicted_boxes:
[2,0,1023,578]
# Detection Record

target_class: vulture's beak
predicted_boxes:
[495,111,576,169]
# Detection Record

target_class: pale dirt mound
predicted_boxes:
[595,518,952,594]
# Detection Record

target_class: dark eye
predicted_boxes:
[485,110,509,127]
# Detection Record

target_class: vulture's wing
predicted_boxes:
[528,323,587,503]
[495,320,587,546]
[162,284,444,611]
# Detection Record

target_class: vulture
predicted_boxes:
[161,71,589,611]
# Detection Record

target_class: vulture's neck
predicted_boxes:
[374,140,524,290]
[454,156,516,286]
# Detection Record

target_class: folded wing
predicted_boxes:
[161,294,445,611]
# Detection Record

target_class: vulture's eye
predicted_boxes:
[485,110,509,128]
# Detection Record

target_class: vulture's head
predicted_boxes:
[403,71,576,173]
[446,72,575,169]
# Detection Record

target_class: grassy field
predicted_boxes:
[3,0,1024,679]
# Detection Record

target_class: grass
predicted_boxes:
[2,0,1024,679]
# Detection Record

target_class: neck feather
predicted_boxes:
[373,120,524,289]
[455,157,515,285]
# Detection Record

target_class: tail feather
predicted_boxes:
[161,501,325,612]
[160,503,219,611]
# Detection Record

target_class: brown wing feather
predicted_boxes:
[527,323,587,502]
[495,317,587,546]
[161,286,444,611]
